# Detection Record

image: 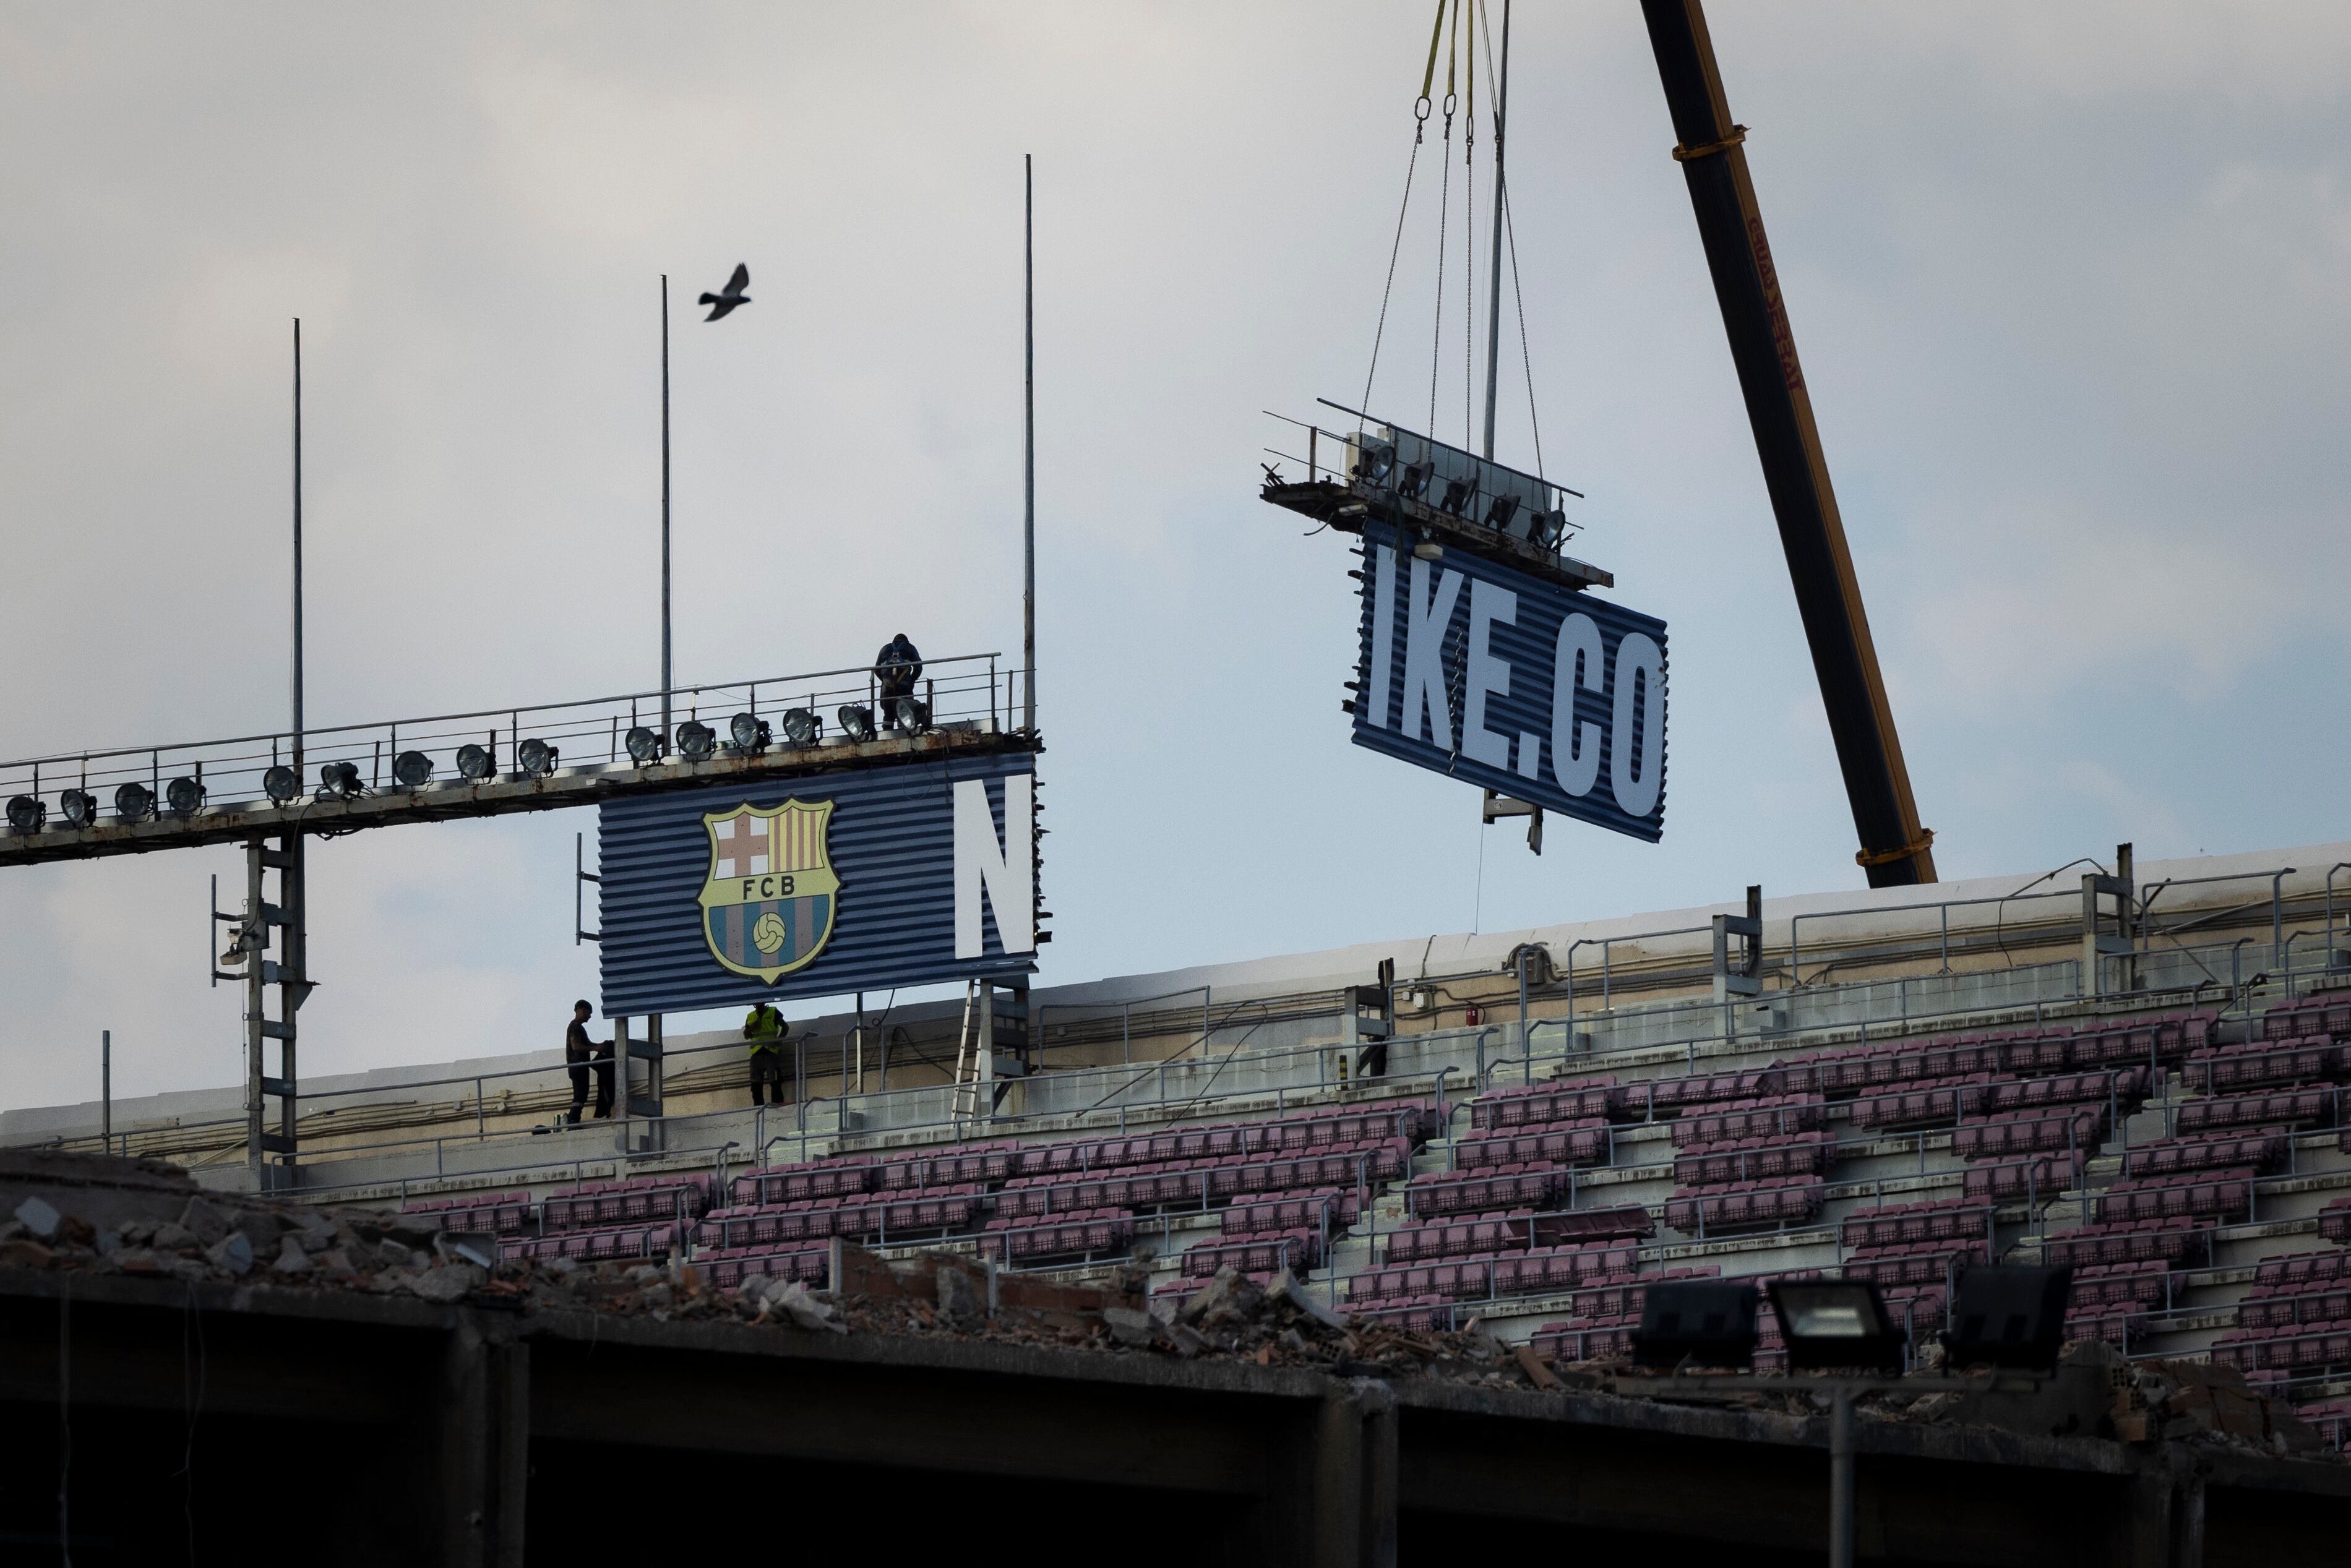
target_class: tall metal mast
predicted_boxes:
[1023,155,1036,734]
[660,274,673,742]
[1480,0,1511,461]
[292,319,304,781]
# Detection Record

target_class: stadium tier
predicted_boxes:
[14,842,2351,1434]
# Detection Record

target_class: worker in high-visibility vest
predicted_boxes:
[744,1001,789,1106]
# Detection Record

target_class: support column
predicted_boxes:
[627,1014,664,1126]
[1299,1381,1398,1568]
[439,1317,530,1567]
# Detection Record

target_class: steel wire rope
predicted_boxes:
[1993,857,2107,972]
[1357,6,1456,437]
[1358,111,1428,435]
[1429,88,1456,438]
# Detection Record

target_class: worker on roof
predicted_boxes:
[745,1001,789,1107]
[874,633,923,730]
[565,1000,614,1124]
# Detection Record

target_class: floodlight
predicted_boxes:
[6,795,44,834]
[780,708,820,747]
[166,776,206,818]
[517,738,557,777]
[114,781,153,820]
[1942,1266,2073,1373]
[888,696,930,734]
[624,726,663,764]
[455,743,493,781]
[392,750,432,789]
[1631,1280,1758,1370]
[317,761,361,799]
[836,705,877,743]
[1768,1280,1907,1374]
[59,789,97,829]
[263,765,299,803]
[729,713,771,753]
[677,721,716,761]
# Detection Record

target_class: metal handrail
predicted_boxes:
[1788,887,2078,987]
[1,651,1013,819]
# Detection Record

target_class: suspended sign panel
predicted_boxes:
[1352,517,1668,841]
[598,749,1039,1016]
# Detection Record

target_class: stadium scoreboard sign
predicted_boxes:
[598,749,1038,1016]
[1353,516,1667,841]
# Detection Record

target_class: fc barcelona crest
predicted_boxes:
[697,800,840,983]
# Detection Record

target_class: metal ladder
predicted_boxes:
[951,981,984,1121]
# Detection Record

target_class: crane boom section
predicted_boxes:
[1640,0,1936,887]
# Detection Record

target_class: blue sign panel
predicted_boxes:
[598,750,1039,1016]
[1352,517,1667,841]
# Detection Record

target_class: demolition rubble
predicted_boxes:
[0,1150,2332,1460]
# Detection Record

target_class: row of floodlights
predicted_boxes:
[2,698,931,835]
[1632,1266,2072,1375]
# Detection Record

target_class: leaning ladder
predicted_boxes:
[951,981,982,1121]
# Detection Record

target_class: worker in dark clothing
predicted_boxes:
[565,1000,616,1124]
[874,633,924,730]
[745,1000,789,1106]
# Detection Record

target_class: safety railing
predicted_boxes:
[1,651,1018,834]
[1261,405,1584,555]
[30,901,2351,1190]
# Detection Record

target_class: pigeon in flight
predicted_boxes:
[700,263,750,322]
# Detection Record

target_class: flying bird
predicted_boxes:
[700,263,750,322]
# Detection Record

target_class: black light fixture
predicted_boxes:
[166,776,206,818]
[888,696,930,734]
[624,726,663,764]
[455,743,493,781]
[676,721,716,761]
[1768,1280,1907,1374]
[392,750,432,789]
[517,738,557,778]
[263,765,299,803]
[6,795,44,834]
[1943,1265,2073,1373]
[836,704,877,743]
[59,789,97,829]
[317,761,361,800]
[114,781,153,820]
[780,708,820,747]
[1631,1280,1759,1371]
[728,713,771,753]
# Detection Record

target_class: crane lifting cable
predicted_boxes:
[1359,0,1552,496]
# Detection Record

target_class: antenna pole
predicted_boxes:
[1022,154,1036,734]
[1480,0,1511,461]
[661,275,673,742]
[292,319,304,778]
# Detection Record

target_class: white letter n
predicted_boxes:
[955,774,1034,958]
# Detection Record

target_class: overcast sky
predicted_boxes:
[4,2,2349,1113]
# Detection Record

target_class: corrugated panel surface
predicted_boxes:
[599,750,1038,1016]
[1351,516,1668,842]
